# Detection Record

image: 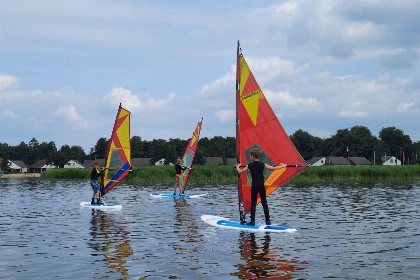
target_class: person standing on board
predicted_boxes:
[236,148,286,226]
[174,158,190,195]
[90,161,105,204]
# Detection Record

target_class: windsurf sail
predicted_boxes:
[180,118,203,189]
[100,104,131,196]
[236,41,307,222]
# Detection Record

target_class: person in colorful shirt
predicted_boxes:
[236,148,286,226]
[90,161,105,204]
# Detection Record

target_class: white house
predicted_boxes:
[64,160,85,169]
[155,158,166,166]
[9,160,28,173]
[306,157,326,166]
[381,156,401,166]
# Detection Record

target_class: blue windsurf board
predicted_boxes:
[201,215,296,233]
[150,193,208,198]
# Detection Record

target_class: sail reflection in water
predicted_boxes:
[88,210,133,278]
[232,232,307,279]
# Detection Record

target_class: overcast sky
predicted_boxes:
[1,0,419,153]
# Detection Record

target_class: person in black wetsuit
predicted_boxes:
[90,161,105,204]
[173,158,190,195]
[236,148,286,226]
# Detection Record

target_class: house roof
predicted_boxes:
[29,160,48,168]
[327,157,351,165]
[204,157,223,165]
[67,159,84,166]
[10,160,27,168]
[348,157,372,165]
[132,158,151,166]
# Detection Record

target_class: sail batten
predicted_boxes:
[100,105,131,196]
[236,41,307,221]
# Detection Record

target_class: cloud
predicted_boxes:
[103,87,176,113]
[338,110,367,118]
[397,102,416,112]
[265,90,322,111]
[0,75,18,90]
[54,105,89,130]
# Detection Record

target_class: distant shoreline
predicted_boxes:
[1,173,41,178]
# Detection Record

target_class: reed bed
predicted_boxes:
[40,165,420,183]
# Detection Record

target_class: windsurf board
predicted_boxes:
[150,193,208,198]
[201,215,296,233]
[80,202,122,210]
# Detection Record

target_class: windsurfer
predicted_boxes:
[236,148,286,226]
[91,161,105,204]
[174,158,190,195]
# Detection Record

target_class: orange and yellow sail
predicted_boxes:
[101,104,131,196]
[236,41,307,221]
[181,118,203,189]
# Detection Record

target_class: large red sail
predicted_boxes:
[236,41,307,221]
[180,118,203,189]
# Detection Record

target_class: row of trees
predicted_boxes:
[1,126,419,170]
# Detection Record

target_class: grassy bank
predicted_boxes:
[40,165,420,183]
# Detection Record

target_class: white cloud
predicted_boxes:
[54,105,89,130]
[55,105,81,121]
[265,90,322,110]
[0,75,18,90]
[397,102,416,112]
[338,110,367,118]
[103,87,143,112]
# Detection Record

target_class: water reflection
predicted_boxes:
[88,209,133,278]
[232,232,305,279]
[172,199,203,271]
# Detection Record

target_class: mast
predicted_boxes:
[236,40,246,222]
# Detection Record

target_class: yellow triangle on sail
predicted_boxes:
[240,57,262,126]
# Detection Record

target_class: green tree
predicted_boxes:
[0,153,10,173]
[48,151,69,168]
[90,137,109,159]
[131,136,144,158]
[290,129,323,160]
[149,139,168,164]
[379,127,413,163]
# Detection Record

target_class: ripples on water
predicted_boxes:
[0,178,419,279]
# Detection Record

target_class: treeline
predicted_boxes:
[1,125,420,170]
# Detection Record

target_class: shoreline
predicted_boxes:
[1,173,41,178]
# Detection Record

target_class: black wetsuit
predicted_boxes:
[247,161,270,222]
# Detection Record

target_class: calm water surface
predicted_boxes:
[0,178,419,279]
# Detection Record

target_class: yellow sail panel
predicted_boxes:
[101,106,131,196]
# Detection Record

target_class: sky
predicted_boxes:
[1,0,419,153]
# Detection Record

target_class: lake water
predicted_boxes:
[0,178,419,280]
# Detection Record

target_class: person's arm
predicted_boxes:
[265,163,287,171]
[236,163,248,174]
